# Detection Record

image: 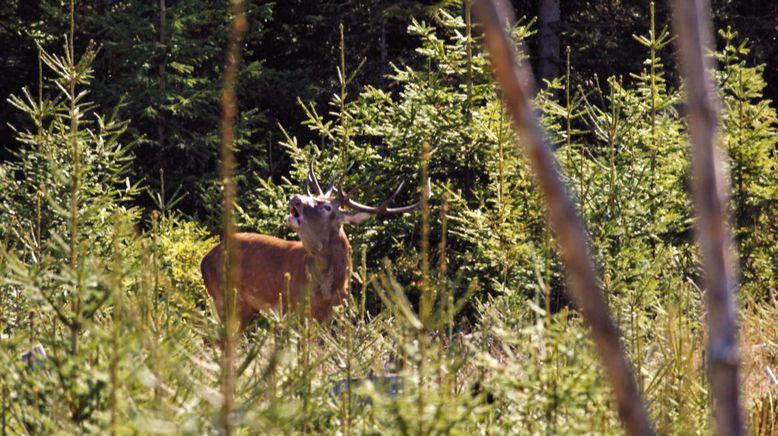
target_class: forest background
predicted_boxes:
[1,0,777,217]
[0,0,777,434]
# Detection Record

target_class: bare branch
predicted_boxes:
[670,1,744,434]
[471,1,653,434]
[767,367,778,390]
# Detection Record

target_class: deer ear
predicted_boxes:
[342,211,372,226]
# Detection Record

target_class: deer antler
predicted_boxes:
[307,154,358,198]
[306,153,324,197]
[309,154,431,214]
[335,177,432,215]
[324,162,354,198]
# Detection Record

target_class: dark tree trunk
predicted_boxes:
[158,0,167,152]
[538,0,560,98]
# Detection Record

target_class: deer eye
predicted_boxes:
[322,204,332,212]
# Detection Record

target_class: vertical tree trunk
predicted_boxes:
[218,1,247,433]
[538,0,560,98]
[380,18,387,65]
[670,0,744,434]
[472,1,653,434]
[158,0,167,151]
[378,0,388,87]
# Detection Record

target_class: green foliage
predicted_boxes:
[1,36,142,432]
[717,27,778,299]
[1,2,776,434]
[85,0,273,222]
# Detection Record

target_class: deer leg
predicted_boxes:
[238,305,257,331]
[207,288,225,322]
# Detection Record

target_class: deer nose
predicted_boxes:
[289,195,304,217]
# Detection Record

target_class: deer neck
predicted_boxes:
[306,228,351,303]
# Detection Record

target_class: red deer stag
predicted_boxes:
[201,156,431,329]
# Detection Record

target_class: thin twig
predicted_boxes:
[766,367,778,389]
[471,1,653,434]
[669,1,743,435]
[68,0,81,356]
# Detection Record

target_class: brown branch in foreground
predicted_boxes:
[471,1,653,434]
[219,1,247,434]
[669,1,744,435]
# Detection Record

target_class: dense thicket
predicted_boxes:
[1,0,776,219]
[0,1,776,434]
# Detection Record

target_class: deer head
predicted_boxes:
[287,154,431,255]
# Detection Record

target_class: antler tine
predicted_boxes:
[306,153,323,196]
[340,162,356,190]
[341,178,432,215]
[323,173,339,197]
[345,179,368,199]
[377,181,406,212]
[326,162,355,197]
